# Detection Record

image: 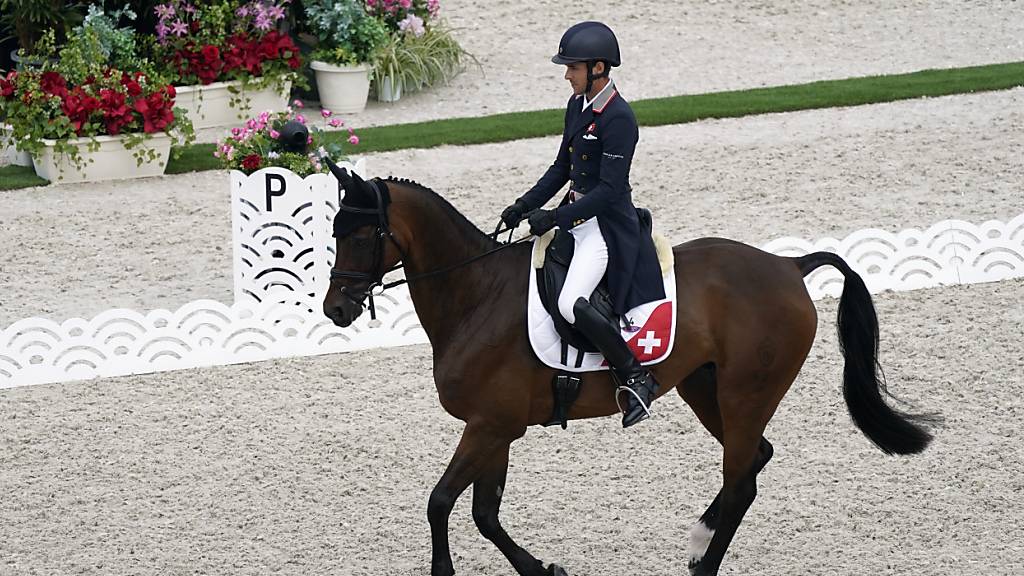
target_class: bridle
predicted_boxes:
[328,178,531,322]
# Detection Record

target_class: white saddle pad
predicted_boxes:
[527,231,677,372]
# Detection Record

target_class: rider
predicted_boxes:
[501,21,665,428]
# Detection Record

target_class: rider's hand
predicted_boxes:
[528,208,557,236]
[500,199,530,228]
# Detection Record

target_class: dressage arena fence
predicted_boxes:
[2,167,1022,388]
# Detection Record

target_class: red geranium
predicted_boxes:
[40,71,69,99]
[241,154,263,171]
[61,86,101,134]
[133,86,176,133]
[0,71,15,98]
[98,88,134,135]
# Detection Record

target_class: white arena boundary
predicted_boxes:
[2,167,1022,389]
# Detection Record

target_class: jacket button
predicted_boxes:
[568,146,573,153]
[581,172,587,176]
[582,154,588,160]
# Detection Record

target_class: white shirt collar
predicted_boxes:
[582,80,614,111]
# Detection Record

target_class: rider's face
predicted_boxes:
[564,61,605,96]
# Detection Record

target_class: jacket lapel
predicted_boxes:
[566,80,615,138]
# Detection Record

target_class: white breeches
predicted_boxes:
[557,217,609,324]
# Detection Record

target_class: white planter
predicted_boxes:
[0,123,32,167]
[33,132,173,184]
[175,78,292,128]
[310,61,371,114]
[376,75,402,103]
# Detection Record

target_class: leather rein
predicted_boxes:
[328,179,532,321]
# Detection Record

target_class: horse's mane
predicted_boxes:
[384,177,499,248]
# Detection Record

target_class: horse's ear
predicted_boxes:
[325,156,355,190]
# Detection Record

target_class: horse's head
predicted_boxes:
[322,159,406,327]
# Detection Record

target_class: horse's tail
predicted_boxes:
[795,251,935,455]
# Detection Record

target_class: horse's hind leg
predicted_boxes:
[675,366,775,572]
[472,445,566,576]
[687,360,798,576]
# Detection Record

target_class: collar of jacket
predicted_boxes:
[589,80,617,114]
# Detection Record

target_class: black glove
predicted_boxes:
[500,199,530,228]
[528,208,557,236]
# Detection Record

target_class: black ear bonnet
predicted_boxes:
[326,158,391,238]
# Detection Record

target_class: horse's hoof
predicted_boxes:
[546,563,569,576]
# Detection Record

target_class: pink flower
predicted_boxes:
[328,118,343,128]
[321,109,332,118]
[398,14,426,37]
[348,135,359,145]
[231,127,243,137]
[269,129,280,139]
[295,114,306,125]
[154,4,175,19]
[170,19,188,36]
[292,99,304,108]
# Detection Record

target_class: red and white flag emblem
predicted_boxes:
[625,302,673,361]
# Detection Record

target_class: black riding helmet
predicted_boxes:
[551,21,620,94]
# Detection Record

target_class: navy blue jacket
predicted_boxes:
[521,82,665,314]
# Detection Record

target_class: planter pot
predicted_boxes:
[310,61,371,114]
[175,78,292,129]
[1,123,32,167]
[33,133,173,184]
[376,75,402,103]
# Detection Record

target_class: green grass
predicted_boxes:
[10,61,1024,184]
[0,165,48,190]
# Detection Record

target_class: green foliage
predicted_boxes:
[372,24,469,95]
[77,4,144,71]
[304,0,388,65]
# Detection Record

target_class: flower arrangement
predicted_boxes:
[150,0,304,92]
[0,28,194,173]
[365,0,469,97]
[214,102,359,176]
[303,0,390,67]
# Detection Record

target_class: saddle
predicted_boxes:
[536,208,654,353]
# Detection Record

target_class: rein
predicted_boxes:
[329,178,532,322]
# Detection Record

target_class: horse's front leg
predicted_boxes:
[472,444,568,576]
[428,422,516,576]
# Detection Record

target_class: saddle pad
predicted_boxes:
[527,232,677,372]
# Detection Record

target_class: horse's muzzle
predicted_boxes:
[323,301,361,328]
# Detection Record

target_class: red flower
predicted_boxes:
[40,71,68,98]
[60,86,101,134]
[98,88,134,135]
[0,71,15,98]
[133,87,175,133]
[241,154,263,171]
[120,73,143,97]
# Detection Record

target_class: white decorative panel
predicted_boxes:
[762,213,1024,299]
[230,161,367,306]
[0,293,424,389]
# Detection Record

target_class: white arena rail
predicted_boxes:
[1,167,1021,389]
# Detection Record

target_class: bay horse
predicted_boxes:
[321,163,934,576]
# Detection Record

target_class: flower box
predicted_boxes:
[175,79,292,129]
[33,132,173,184]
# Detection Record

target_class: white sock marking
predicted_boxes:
[688,521,715,564]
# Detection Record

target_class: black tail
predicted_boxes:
[796,252,935,455]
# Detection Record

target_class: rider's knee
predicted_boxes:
[557,293,581,324]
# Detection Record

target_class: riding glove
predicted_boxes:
[500,199,530,228]
[528,208,558,236]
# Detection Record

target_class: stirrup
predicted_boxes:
[614,383,652,420]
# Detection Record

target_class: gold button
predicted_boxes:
[568,146,573,152]
[570,164,574,170]
[582,154,588,160]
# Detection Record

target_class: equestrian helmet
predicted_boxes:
[551,21,621,67]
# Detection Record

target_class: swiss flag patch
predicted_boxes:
[625,302,673,361]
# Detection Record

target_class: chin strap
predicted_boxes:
[585,60,610,96]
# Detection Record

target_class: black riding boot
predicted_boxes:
[571,297,658,428]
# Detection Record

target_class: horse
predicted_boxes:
[320,162,935,576]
